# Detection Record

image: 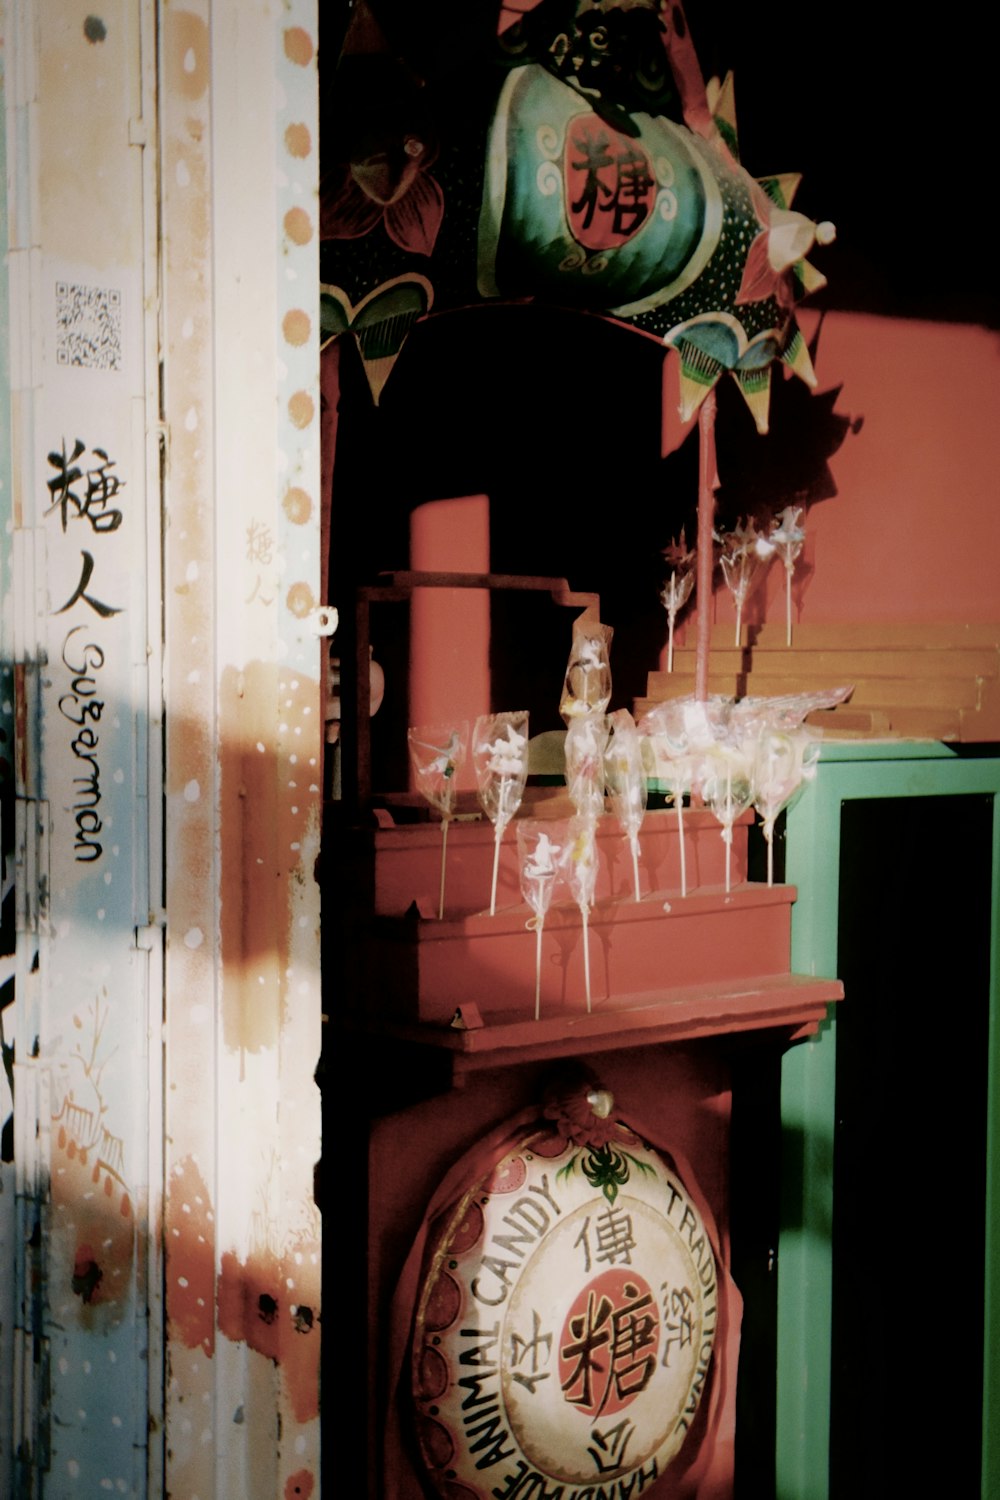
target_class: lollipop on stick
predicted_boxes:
[407,720,469,919]
[604,709,648,901]
[660,536,696,673]
[564,712,609,826]
[559,611,613,722]
[696,740,753,894]
[516,820,562,1020]
[716,519,771,648]
[563,816,600,1013]
[768,505,807,647]
[473,710,530,915]
[750,724,820,885]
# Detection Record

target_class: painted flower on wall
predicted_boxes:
[320,133,444,257]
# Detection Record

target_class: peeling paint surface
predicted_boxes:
[1,1,322,1495]
[161,1,322,1496]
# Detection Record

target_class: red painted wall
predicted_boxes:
[702,311,1000,631]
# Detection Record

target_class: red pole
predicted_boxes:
[695,388,718,702]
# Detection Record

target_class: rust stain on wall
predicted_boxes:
[219,660,320,1057]
[164,9,210,100]
[218,1227,321,1423]
[164,1153,216,1355]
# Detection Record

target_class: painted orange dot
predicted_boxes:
[284,123,311,159]
[286,582,315,619]
[282,309,311,347]
[283,27,314,66]
[284,207,313,246]
[283,487,312,525]
[284,1469,314,1499]
[288,391,315,429]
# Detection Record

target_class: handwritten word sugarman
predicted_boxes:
[59,626,107,862]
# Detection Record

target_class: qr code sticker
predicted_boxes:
[55,282,123,371]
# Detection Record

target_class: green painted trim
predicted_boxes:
[778,742,1000,1500]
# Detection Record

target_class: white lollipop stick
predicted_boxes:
[677,789,687,897]
[581,905,592,1013]
[438,817,449,920]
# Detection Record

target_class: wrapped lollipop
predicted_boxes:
[716,518,772,647]
[768,505,807,647]
[695,738,754,894]
[564,712,609,826]
[407,720,469,919]
[660,536,696,673]
[563,815,600,1013]
[472,710,530,915]
[559,610,613,722]
[603,708,649,901]
[749,724,820,885]
[516,820,562,1020]
[639,695,731,897]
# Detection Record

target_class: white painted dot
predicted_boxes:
[112,1415,122,1427]
[103,871,112,885]
[176,158,190,188]
[290,842,300,851]
[290,755,298,764]
[178,1276,189,1288]
[184,406,198,432]
[184,780,200,802]
[309,758,316,767]
[189,1004,209,1026]
[78,1408,86,1420]
[59,1356,70,1375]
[108,1351,117,1364]
[303,705,311,716]
[288,780,297,789]
[84,1361,92,1373]
[113,768,125,784]
[290,680,299,690]
[101,1480,113,1492]
[201,1426,214,1443]
[182,317,194,340]
[187,669,200,684]
[186,560,199,584]
[298,916,307,928]
[183,46,197,72]
[97,909,105,921]
[309,784,319,793]
[68,1460,80,1478]
[279,723,288,733]
[184,927,204,949]
[256,741,266,753]
[291,805,298,814]
[295,1434,307,1455]
[294,726,301,736]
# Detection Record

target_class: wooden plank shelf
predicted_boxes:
[342,971,843,1081]
[646,621,1000,742]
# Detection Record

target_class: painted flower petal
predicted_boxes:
[320,168,384,241]
[384,172,444,258]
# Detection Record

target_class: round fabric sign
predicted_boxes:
[411,1123,717,1498]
